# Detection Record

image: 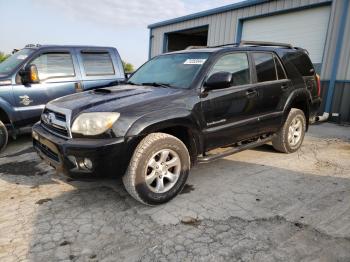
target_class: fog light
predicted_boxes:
[67,155,77,167]
[80,158,93,170]
[32,130,39,140]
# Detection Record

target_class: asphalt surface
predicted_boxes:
[0,122,349,262]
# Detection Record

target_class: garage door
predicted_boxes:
[241,6,331,65]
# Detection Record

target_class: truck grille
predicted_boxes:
[41,108,71,139]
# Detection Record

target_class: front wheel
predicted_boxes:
[122,133,190,205]
[0,120,8,153]
[272,108,306,153]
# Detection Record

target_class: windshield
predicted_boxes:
[0,48,34,75]
[129,52,210,89]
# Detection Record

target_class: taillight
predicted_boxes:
[315,74,321,97]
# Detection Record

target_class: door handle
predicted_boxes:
[281,84,288,90]
[75,82,83,92]
[246,89,257,97]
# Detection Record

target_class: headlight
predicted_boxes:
[71,112,120,136]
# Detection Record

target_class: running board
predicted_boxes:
[197,136,272,163]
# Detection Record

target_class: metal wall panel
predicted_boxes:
[150,0,330,58]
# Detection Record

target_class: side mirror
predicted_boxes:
[21,64,40,84]
[203,72,233,91]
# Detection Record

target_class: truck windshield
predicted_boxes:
[129,52,210,89]
[0,48,34,75]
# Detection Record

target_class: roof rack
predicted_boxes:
[185,46,207,50]
[208,43,240,48]
[239,40,293,48]
[207,41,294,49]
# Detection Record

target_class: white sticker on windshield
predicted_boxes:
[184,59,206,65]
[17,55,28,60]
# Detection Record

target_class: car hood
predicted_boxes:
[48,84,187,118]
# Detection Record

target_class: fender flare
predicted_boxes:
[282,88,311,130]
[126,108,204,155]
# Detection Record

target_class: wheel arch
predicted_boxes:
[126,109,203,164]
[283,89,311,131]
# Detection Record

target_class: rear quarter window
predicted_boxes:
[81,51,115,76]
[286,52,314,77]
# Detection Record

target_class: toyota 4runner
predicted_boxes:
[32,41,321,205]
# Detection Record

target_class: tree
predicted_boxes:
[0,52,10,63]
[122,60,134,73]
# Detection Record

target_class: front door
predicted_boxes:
[12,50,81,125]
[201,52,260,150]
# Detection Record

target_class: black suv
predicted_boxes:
[32,41,321,205]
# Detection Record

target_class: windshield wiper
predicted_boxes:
[141,82,173,88]
[127,81,137,85]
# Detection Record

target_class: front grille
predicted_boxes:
[34,140,60,162]
[41,108,70,139]
[42,121,69,138]
[43,109,66,122]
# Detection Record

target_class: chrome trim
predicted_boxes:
[14,104,45,111]
[45,103,73,138]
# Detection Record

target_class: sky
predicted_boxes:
[0,0,242,68]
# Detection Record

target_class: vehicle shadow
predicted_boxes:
[0,144,59,186]
[21,157,350,261]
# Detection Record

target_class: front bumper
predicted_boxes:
[32,123,133,178]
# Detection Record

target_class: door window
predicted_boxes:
[80,51,115,76]
[31,52,75,80]
[252,52,277,82]
[209,53,250,86]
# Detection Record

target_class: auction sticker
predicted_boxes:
[17,55,28,60]
[184,59,206,65]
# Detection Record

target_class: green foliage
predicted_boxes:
[0,52,10,63]
[122,60,134,73]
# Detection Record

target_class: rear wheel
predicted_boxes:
[122,133,190,205]
[272,108,306,153]
[0,120,8,153]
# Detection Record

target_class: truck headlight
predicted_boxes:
[71,112,120,136]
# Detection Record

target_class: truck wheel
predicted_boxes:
[0,120,8,152]
[123,133,190,205]
[272,108,306,153]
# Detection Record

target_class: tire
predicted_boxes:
[0,120,8,153]
[272,108,306,153]
[122,133,190,205]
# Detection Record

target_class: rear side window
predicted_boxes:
[252,52,277,82]
[209,53,250,86]
[286,52,314,76]
[81,51,115,76]
[31,52,75,80]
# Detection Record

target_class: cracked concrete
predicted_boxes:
[0,123,349,261]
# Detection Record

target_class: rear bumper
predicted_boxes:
[309,97,322,124]
[310,97,322,118]
[32,123,133,178]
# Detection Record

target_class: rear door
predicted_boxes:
[76,48,124,90]
[201,52,260,150]
[250,52,290,133]
[12,48,82,125]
